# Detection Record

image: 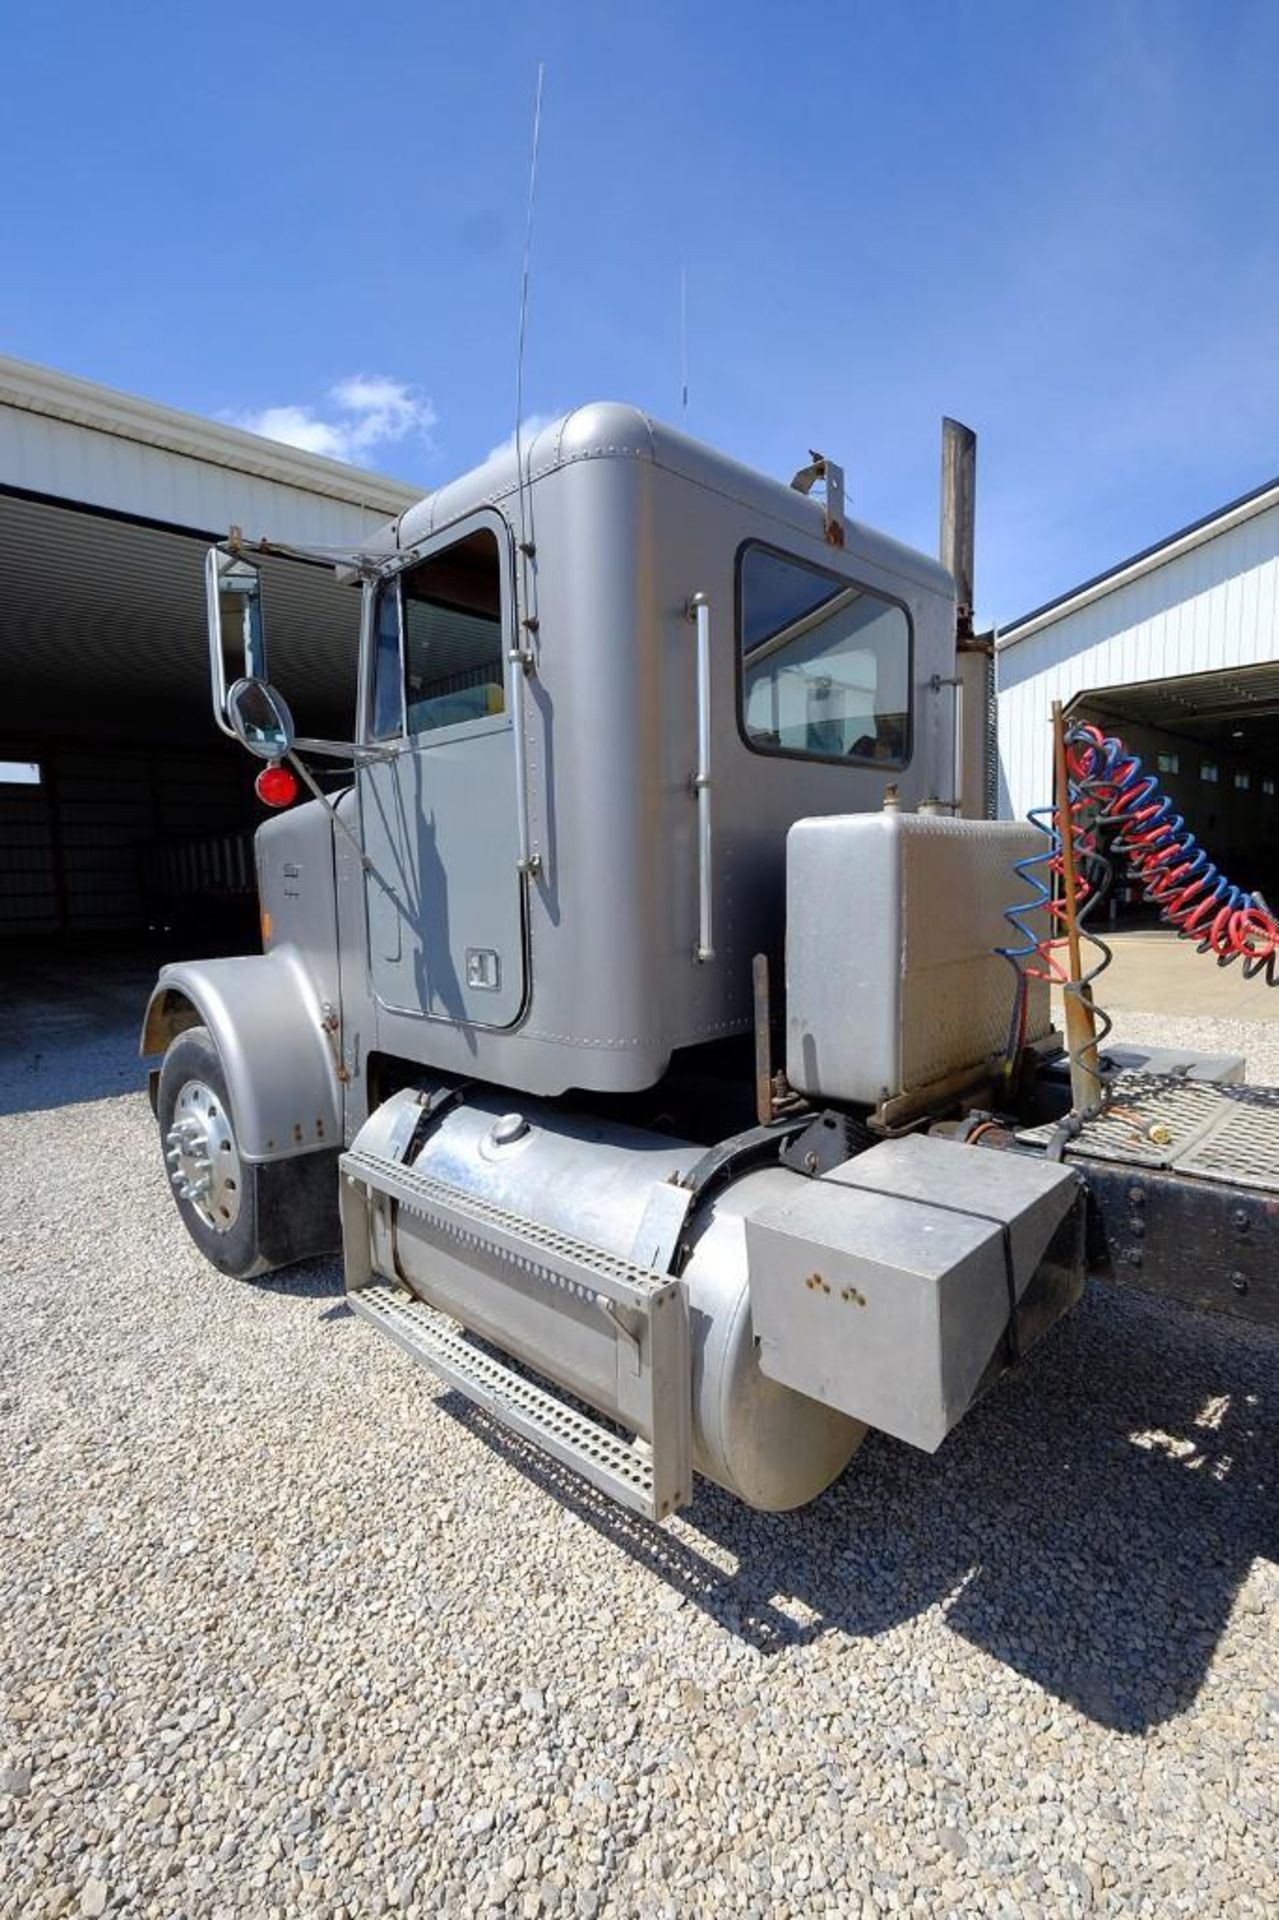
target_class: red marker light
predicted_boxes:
[255,762,298,808]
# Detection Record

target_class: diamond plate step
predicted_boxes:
[1016,1071,1279,1193]
[340,1109,692,1523]
[341,1146,680,1310]
[349,1280,663,1517]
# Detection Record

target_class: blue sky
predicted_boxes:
[4,1,1277,623]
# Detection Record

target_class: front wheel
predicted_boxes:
[157,1025,340,1278]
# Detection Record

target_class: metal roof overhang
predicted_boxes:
[0,352,420,526]
[1074,661,1279,760]
[0,488,365,746]
[0,354,426,752]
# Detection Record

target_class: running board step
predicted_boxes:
[349,1281,668,1518]
[339,1098,692,1522]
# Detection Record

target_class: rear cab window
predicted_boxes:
[737,543,911,765]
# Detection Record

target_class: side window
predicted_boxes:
[369,584,404,740]
[738,544,910,765]
[369,528,506,741]
[403,528,505,735]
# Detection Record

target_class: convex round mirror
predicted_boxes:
[226,676,296,761]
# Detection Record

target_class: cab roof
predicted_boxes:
[372,402,953,602]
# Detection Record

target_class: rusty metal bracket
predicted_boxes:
[789,450,846,547]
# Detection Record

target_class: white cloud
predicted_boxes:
[228,375,437,466]
[485,412,559,463]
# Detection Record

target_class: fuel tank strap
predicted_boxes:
[676,1117,808,1206]
[399,1082,472,1166]
[669,1116,809,1274]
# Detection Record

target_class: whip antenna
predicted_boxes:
[680,262,689,420]
[514,62,545,550]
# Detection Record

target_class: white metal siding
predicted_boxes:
[997,499,1279,818]
[0,352,419,539]
[0,403,404,548]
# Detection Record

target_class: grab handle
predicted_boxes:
[688,592,714,963]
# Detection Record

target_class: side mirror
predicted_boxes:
[206,545,267,733]
[226,676,296,761]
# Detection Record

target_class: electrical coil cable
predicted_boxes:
[996,797,1115,1105]
[1066,722,1279,983]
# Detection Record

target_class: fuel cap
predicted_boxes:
[490,1112,530,1147]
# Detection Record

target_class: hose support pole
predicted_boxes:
[1052,701,1103,1116]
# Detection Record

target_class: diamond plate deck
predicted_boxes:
[1178,1083,1279,1192]
[1017,1072,1279,1193]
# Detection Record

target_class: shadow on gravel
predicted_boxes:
[255,1257,346,1303]
[446,1281,1275,1734]
[0,1000,152,1117]
[0,938,251,1118]
[0,943,165,1117]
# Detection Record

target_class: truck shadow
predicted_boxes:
[444,1280,1275,1734]
[255,1254,350,1310]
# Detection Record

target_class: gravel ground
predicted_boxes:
[1,962,1277,1918]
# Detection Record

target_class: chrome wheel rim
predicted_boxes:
[165,1078,242,1232]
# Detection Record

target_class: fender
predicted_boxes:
[140,946,341,1162]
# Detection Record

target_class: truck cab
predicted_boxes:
[261,405,960,1116]
[144,405,1083,1521]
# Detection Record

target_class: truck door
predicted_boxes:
[358,512,526,1027]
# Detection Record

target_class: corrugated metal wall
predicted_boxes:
[996,498,1279,818]
[0,768,57,932]
[0,742,257,935]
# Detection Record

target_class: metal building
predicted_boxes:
[996,476,1279,903]
[0,356,417,942]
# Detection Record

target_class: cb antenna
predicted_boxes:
[679,261,689,420]
[514,61,545,554]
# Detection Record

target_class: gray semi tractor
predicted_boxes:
[142,405,1279,1520]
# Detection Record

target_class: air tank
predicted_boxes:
[382,1093,866,1511]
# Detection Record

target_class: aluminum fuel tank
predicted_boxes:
[387,1093,865,1511]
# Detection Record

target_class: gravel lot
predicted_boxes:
[1,957,1277,1918]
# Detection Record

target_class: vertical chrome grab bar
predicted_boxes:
[952,673,965,815]
[930,670,966,814]
[688,592,714,962]
[508,644,538,875]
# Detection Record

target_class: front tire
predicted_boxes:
[157,1025,340,1278]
